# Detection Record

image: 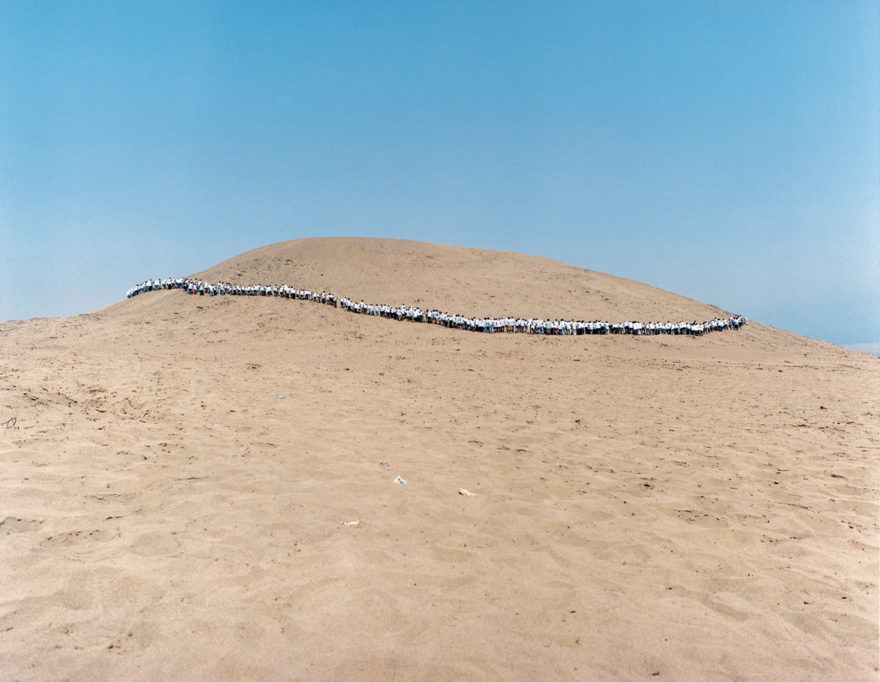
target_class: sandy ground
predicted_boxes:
[1,239,877,680]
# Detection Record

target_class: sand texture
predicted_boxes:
[1,238,877,680]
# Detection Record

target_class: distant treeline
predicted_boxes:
[126,278,748,337]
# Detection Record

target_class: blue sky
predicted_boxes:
[1,1,877,346]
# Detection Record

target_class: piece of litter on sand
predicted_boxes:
[342,519,360,527]
[275,395,286,400]
[395,475,406,484]
[458,488,476,496]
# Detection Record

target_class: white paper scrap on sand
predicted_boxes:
[458,488,476,496]
[342,519,360,527]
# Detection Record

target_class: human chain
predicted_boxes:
[126,278,748,337]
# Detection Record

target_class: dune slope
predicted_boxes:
[188,237,729,322]
[1,239,877,680]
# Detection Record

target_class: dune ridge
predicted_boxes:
[1,238,877,680]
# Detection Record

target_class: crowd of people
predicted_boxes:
[126,277,748,337]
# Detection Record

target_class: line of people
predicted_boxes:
[126,277,748,337]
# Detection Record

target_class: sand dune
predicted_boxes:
[1,239,877,680]
[189,237,730,322]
